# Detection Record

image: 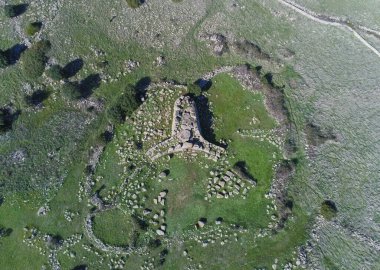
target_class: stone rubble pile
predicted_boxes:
[206,169,254,200]
[146,95,225,161]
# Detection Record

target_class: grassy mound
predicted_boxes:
[93,209,136,247]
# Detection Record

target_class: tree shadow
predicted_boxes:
[25,89,50,106]
[5,4,28,18]
[79,74,101,98]
[62,58,84,78]
[135,76,151,100]
[5,43,27,65]
[194,78,212,91]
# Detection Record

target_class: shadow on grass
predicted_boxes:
[135,76,151,100]
[72,265,88,270]
[4,4,28,18]
[25,89,50,106]
[79,74,101,98]
[63,58,84,78]
[5,43,27,65]
[194,78,212,91]
[233,161,257,182]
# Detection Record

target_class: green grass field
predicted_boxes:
[3,0,375,268]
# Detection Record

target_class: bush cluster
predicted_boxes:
[0,109,14,132]
[108,85,140,123]
[0,226,12,238]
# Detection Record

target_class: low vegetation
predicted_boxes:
[93,209,136,247]
[25,22,42,36]
[61,82,82,100]
[126,0,142,9]
[320,200,338,220]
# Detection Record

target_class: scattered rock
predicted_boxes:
[154,56,166,67]
[37,205,50,216]
[156,229,165,236]
[197,219,206,228]
[200,33,229,56]
[215,217,223,225]
[143,209,152,215]
[159,171,168,178]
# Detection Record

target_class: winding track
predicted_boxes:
[278,0,380,58]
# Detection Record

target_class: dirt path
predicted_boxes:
[278,0,380,59]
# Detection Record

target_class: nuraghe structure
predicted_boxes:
[146,95,225,161]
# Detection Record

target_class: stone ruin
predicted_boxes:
[146,95,225,161]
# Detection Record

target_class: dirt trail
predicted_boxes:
[278,0,380,58]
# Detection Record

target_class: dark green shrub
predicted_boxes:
[61,82,82,100]
[0,108,16,133]
[25,22,42,36]
[72,265,88,270]
[108,85,140,123]
[20,40,51,79]
[0,226,12,237]
[21,49,47,79]
[126,0,142,8]
[320,200,337,220]
[0,50,9,68]
[46,65,64,80]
